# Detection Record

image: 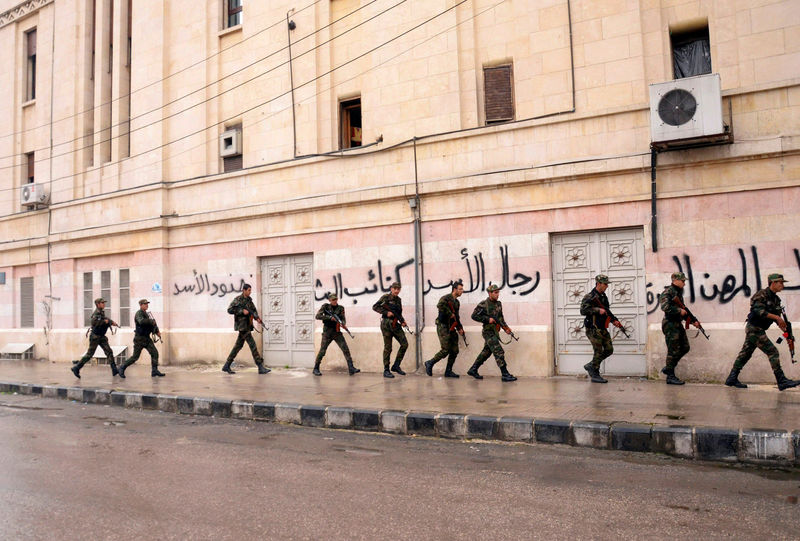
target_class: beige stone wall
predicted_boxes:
[1,1,799,381]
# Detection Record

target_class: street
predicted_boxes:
[0,393,797,540]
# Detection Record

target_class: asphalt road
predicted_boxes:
[0,394,797,540]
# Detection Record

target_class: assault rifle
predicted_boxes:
[776,306,795,363]
[146,311,163,343]
[381,300,414,334]
[324,309,354,339]
[671,296,710,340]
[591,297,630,338]
[473,305,517,342]
[444,299,468,347]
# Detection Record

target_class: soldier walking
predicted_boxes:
[725,273,800,391]
[659,272,702,385]
[580,274,624,384]
[223,283,270,375]
[424,280,465,378]
[71,297,118,378]
[118,299,164,378]
[314,294,360,376]
[372,281,409,378]
[466,284,517,382]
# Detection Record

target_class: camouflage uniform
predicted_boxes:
[314,303,353,366]
[427,293,461,374]
[580,288,614,371]
[659,284,690,371]
[732,287,783,372]
[119,309,160,374]
[74,307,116,374]
[470,298,508,371]
[372,292,408,370]
[225,294,265,368]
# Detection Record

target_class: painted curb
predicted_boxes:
[3,381,797,467]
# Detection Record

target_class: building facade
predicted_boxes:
[1,0,798,382]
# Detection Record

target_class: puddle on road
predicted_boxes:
[0,402,62,411]
[654,413,685,420]
[83,415,126,426]
[332,446,383,457]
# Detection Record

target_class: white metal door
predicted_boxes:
[552,228,647,375]
[261,254,315,367]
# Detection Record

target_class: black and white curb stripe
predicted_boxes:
[2,381,798,466]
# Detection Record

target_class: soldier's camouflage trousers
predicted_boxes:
[316,331,352,364]
[732,325,781,372]
[381,318,408,369]
[473,329,506,370]
[662,320,690,370]
[76,334,114,369]
[227,330,263,365]
[586,327,613,370]
[430,322,459,364]
[122,335,159,369]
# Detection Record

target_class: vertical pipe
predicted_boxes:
[286,13,297,158]
[412,138,424,370]
[651,148,658,253]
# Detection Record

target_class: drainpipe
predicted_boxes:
[410,138,424,370]
[287,12,297,157]
[650,148,658,253]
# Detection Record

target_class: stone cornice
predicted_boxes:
[0,0,52,29]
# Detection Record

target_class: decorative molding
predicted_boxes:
[0,0,53,29]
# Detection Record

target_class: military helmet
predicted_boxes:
[671,272,687,281]
[595,274,610,284]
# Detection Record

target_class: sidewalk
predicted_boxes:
[1,359,798,466]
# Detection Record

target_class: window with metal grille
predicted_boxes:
[226,0,242,28]
[83,272,93,326]
[223,154,243,172]
[671,26,711,79]
[483,64,514,124]
[340,97,362,149]
[119,269,130,327]
[20,277,34,328]
[25,29,36,101]
[101,270,111,313]
[25,152,34,184]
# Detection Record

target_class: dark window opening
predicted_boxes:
[83,272,93,327]
[227,0,242,28]
[484,64,514,124]
[26,152,34,184]
[671,26,711,79]
[119,269,130,327]
[25,29,36,101]
[340,98,362,149]
[20,277,34,328]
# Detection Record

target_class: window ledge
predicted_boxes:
[218,25,242,38]
[22,99,36,108]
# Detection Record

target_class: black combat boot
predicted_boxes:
[110,361,119,377]
[424,359,436,376]
[391,362,406,375]
[313,362,322,376]
[347,360,360,375]
[443,358,459,378]
[724,368,747,388]
[774,368,800,391]
[257,363,271,374]
[71,365,81,379]
[500,367,517,382]
[661,366,684,385]
[466,362,483,380]
[584,362,607,384]
[117,361,128,379]
[221,361,236,374]
[383,369,395,378]
[151,367,166,377]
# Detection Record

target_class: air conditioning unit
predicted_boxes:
[649,73,723,143]
[219,127,242,157]
[20,182,50,207]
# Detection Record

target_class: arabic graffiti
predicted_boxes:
[646,247,800,314]
[173,271,254,297]
[315,244,540,301]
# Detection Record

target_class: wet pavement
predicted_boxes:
[1,359,798,431]
[1,394,798,540]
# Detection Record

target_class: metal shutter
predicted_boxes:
[484,65,514,124]
[20,277,34,328]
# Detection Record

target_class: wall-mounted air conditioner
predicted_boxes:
[20,183,50,207]
[649,73,723,143]
[219,127,242,157]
